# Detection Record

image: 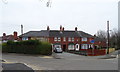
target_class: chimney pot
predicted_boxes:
[3,33,6,36]
[94,34,96,37]
[47,26,50,31]
[75,27,77,31]
[60,25,62,30]
[63,27,64,31]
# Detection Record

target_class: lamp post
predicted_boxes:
[107,21,110,54]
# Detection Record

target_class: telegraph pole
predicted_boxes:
[107,21,110,54]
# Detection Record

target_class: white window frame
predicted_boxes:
[81,44,88,49]
[68,37,71,42]
[82,37,87,41]
[54,37,57,41]
[72,37,74,42]
[58,37,61,41]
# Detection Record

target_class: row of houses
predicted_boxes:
[1,26,107,52]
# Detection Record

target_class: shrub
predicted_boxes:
[2,40,52,55]
[39,42,52,55]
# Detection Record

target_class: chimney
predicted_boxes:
[60,25,63,33]
[60,25,62,31]
[75,27,77,31]
[63,27,64,31]
[3,33,6,36]
[47,26,50,31]
[94,34,96,37]
[13,31,18,40]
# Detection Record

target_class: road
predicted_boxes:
[2,52,118,71]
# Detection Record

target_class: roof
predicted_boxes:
[77,31,94,38]
[2,35,14,41]
[20,30,94,38]
[20,31,49,37]
[49,30,79,37]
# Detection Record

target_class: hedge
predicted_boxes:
[2,40,52,55]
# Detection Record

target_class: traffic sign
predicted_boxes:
[90,40,94,43]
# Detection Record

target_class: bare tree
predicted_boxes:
[96,29,120,50]
[109,28,118,49]
[96,30,107,40]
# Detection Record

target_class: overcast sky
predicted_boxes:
[0,0,119,36]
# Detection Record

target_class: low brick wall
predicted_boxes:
[87,49,106,56]
[67,49,106,56]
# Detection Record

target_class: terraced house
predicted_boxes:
[20,26,106,53]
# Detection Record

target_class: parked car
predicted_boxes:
[54,47,63,53]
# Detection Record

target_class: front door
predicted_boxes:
[63,44,66,51]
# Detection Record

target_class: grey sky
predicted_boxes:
[1,0,119,36]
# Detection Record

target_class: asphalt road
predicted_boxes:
[2,52,118,71]
[2,63,34,72]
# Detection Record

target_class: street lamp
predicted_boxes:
[107,21,110,54]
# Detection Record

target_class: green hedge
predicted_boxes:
[2,40,52,55]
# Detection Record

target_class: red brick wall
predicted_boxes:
[87,49,106,56]
[79,49,106,56]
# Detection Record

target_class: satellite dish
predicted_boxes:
[2,0,8,4]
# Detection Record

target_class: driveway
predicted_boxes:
[2,52,118,70]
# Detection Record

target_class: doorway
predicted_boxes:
[63,44,66,51]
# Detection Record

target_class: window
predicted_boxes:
[63,37,66,41]
[58,37,61,41]
[68,37,71,41]
[72,37,74,42]
[54,37,57,41]
[81,44,88,49]
[68,45,74,50]
[22,37,28,40]
[82,38,87,41]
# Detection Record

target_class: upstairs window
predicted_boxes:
[54,37,57,41]
[54,37,61,41]
[72,37,74,42]
[82,37,87,41]
[58,37,61,41]
[68,37,71,41]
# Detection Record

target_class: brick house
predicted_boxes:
[2,31,19,42]
[20,26,106,53]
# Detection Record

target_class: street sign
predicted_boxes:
[90,40,94,43]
